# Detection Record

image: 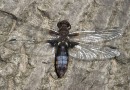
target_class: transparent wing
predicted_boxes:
[1,25,56,56]
[69,44,120,61]
[70,27,123,43]
[31,42,55,56]
[3,40,55,57]
[19,24,57,41]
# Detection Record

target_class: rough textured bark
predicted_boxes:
[0,0,130,90]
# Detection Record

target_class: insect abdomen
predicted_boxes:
[55,44,69,78]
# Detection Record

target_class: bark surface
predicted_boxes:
[0,0,130,90]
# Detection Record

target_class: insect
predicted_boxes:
[0,10,122,78]
[1,12,122,78]
[45,20,122,78]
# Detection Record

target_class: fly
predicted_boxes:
[4,19,122,78]
[46,20,122,78]
[0,10,122,78]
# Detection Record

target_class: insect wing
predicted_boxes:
[69,44,120,61]
[70,27,123,43]
[3,22,57,52]
[32,42,55,57]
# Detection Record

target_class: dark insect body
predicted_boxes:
[47,20,79,78]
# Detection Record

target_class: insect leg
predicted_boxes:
[49,30,59,35]
[68,33,79,37]
[46,39,58,47]
[69,41,79,48]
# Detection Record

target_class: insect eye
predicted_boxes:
[57,20,71,29]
